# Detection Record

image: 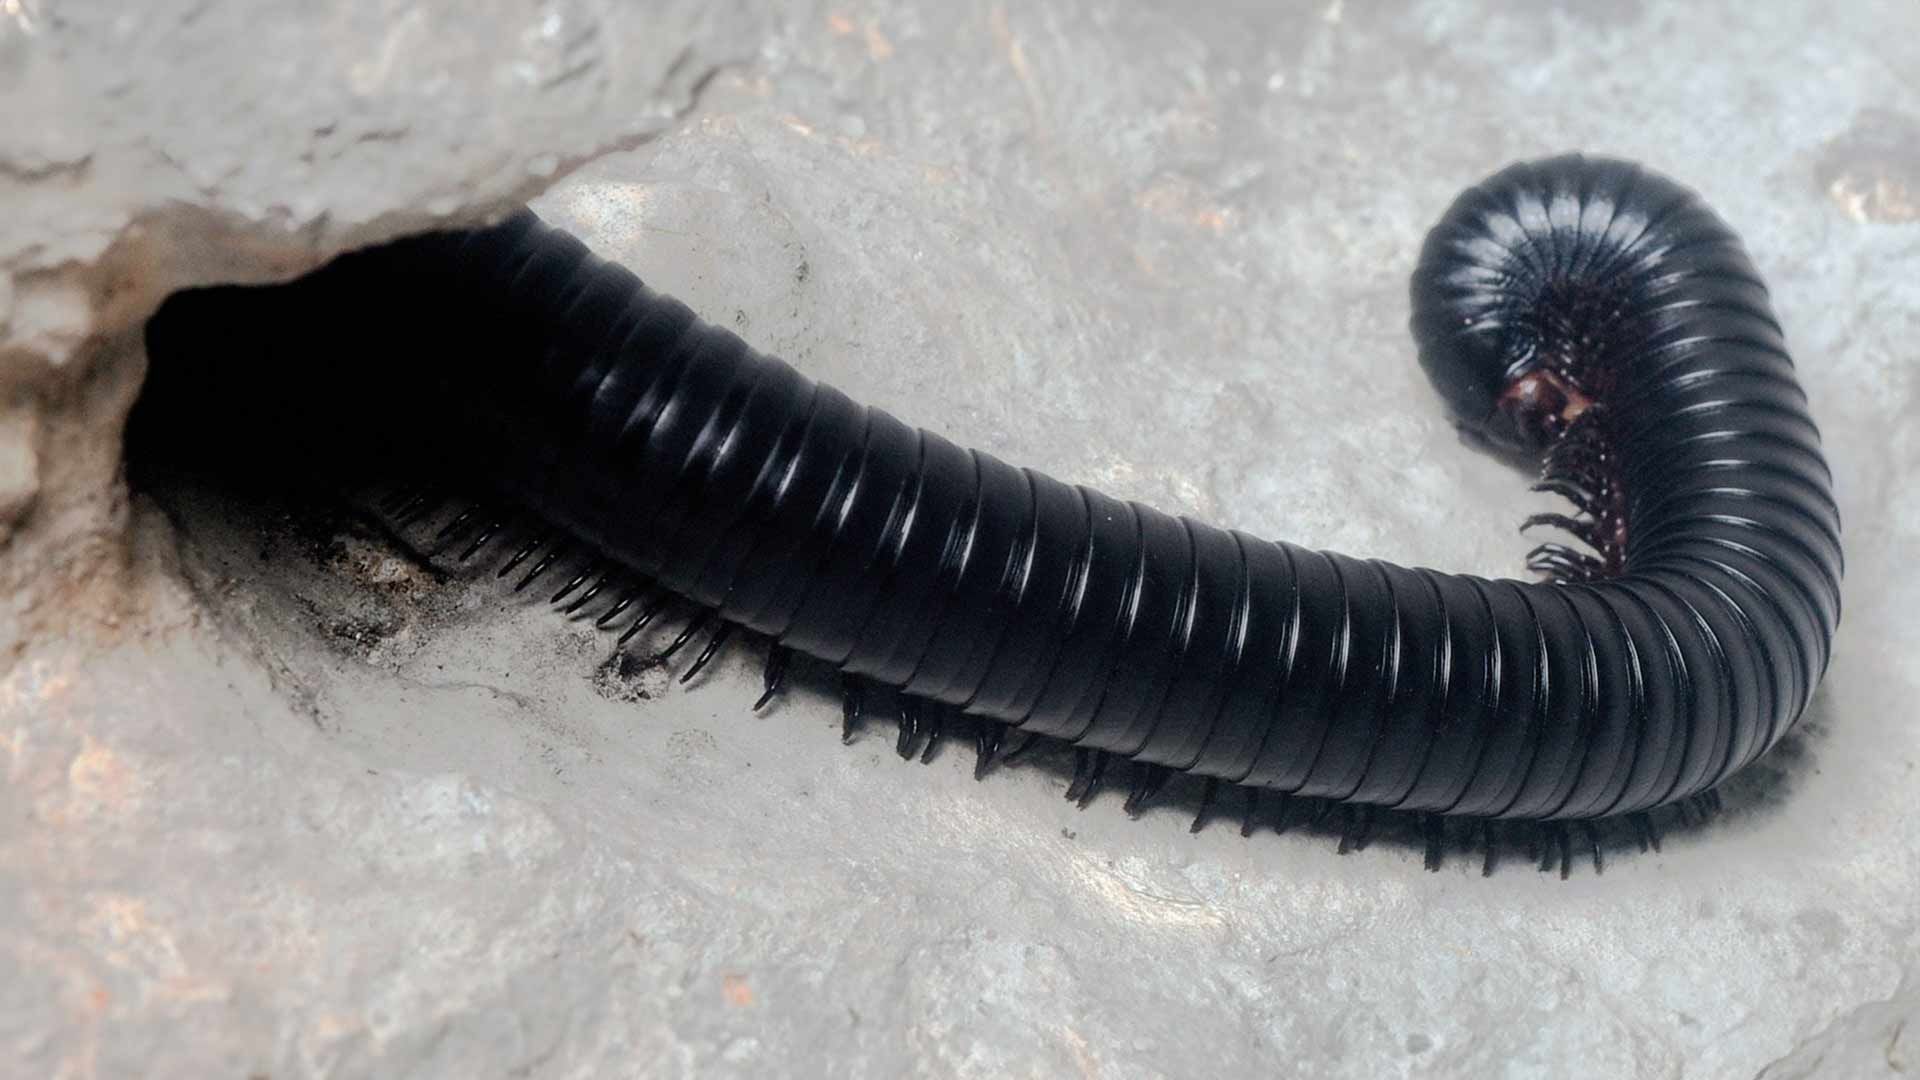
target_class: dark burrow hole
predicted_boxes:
[127,271,749,680]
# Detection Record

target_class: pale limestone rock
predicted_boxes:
[5,2,1920,1077]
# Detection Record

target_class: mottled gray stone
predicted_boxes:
[0,0,758,658]
[5,1,1920,1077]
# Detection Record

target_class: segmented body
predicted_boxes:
[141,154,1842,872]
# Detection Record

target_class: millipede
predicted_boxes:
[133,153,1843,877]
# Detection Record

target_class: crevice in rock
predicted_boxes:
[1,20,751,666]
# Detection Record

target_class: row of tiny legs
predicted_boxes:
[376,485,1722,878]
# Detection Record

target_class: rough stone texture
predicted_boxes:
[0,0,760,663]
[6,1,1920,1077]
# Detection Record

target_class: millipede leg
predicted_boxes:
[596,588,644,628]
[895,697,922,760]
[1526,544,1605,583]
[1239,788,1262,838]
[1581,822,1604,875]
[1630,812,1659,853]
[1066,749,1092,803]
[679,622,734,684]
[1269,792,1295,835]
[1520,511,1597,543]
[1078,753,1108,808]
[1337,805,1371,855]
[1422,814,1446,871]
[1480,821,1498,877]
[753,644,791,711]
[1190,777,1219,834]
[498,533,548,578]
[618,593,674,647]
[1531,478,1601,516]
[918,708,946,764]
[561,573,612,615]
[551,562,602,606]
[393,491,442,526]
[1556,824,1573,880]
[515,545,568,592]
[974,722,1005,781]
[658,610,711,662]
[432,505,481,547]
[1351,805,1377,851]
[840,676,864,744]
[1064,749,1108,808]
[458,517,507,561]
[1122,763,1169,818]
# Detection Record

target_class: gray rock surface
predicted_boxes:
[6,1,1920,1077]
[0,0,759,654]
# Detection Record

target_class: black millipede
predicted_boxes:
[133,154,1842,876]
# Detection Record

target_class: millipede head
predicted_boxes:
[1411,265,1600,455]
[1409,154,1663,454]
[1487,368,1594,451]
